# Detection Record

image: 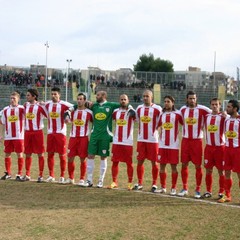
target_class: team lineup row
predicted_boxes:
[0,87,239,203]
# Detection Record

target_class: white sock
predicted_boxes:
[87,159,94,182]
[99,159,107,182]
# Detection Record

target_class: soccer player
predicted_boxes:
[21,89,47,182]
[65,93,93,185]
[108,94,135,190]
[157,96,183,195]
[0,91,25,180]
[202,98,226,199]
[44,87,73,183]
[84,90,120,188]
[218,100,240,203]
[133,90,162,191]
[178,90,211,198]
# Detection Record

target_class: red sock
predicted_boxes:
[137,164,144,185]
[18,157,24,175]
[47,153,55,177]
[152,164,159,185]
[181,167,188,190]
[171,172,178,189]
[112,162,119,183]
[205,173,212,193]
[225,178,233,198]
[5,157,11,175]
[80,161,86,180]
[127,163,133,183]
[38,156,44,177]
[160,172,167,188]
[195,167,202,192]
[68,161,75,179]
[219,175,225,194]
[60,155,66,178]
[25,157,32,176]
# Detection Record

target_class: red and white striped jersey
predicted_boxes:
[158,110,183,149]
[204,113,226,146]
[225,117,240,148]
[112,108,135,146]
[1,105,25,140]
[180,104,211,139]
[24,102,47,131]
[45,100,73,135]
[69,108,93,137]
[136,103,162,143]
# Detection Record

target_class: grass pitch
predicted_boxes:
[0,124,240,239]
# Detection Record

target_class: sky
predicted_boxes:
[0,0,239,77]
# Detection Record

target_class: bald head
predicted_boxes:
[96,91,107,103]
[119,94,129,108]
[143,90,153,106]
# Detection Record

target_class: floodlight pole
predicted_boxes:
[44,41,49,102]
[66,59,72,101]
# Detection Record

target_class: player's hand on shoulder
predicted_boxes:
[64,110,71,123]
[39,101,46,106]
[127,107,136,118]
[85,101,93,109]
[221,111,228,118]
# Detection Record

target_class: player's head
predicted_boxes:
[10,91,20,106]
[27,88,39,102]
[96,91,107,103]
[210,97,221,114]
[163,95,175,112]
[186,90,197,108]
[77,93,86,108]
[119,94,129,108]
[51,87,61,103]
[227,99,239,116]
[143,90,153,106]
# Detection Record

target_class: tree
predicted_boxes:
[133,53,174,72]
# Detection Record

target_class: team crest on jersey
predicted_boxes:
[50,112,60,119]
[26,112,35,120]
[95,113,107,120]
[8,115,18,122]
[73,119,85,126]
[163,122,173,130]
[105,107,110,112]
[207,125,218,133]
[225,131,237,139]
[185,117,197,125]
[204,159,208,165]
[140,116,151,123]
[102,150,106,154]
[116,119,127,126]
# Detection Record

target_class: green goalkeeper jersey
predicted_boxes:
[90,101,120,139]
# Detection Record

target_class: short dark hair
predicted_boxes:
[210,97,221,104]
[27,88,39,101]
[51,87,60,93]
[228,99,239,112]
[186,90,196,98]
[78,93,86,100]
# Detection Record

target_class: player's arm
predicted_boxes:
[0,110,5,142]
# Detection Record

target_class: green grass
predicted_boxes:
[0,123,240,239]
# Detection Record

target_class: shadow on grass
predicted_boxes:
[0,180,203,210]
